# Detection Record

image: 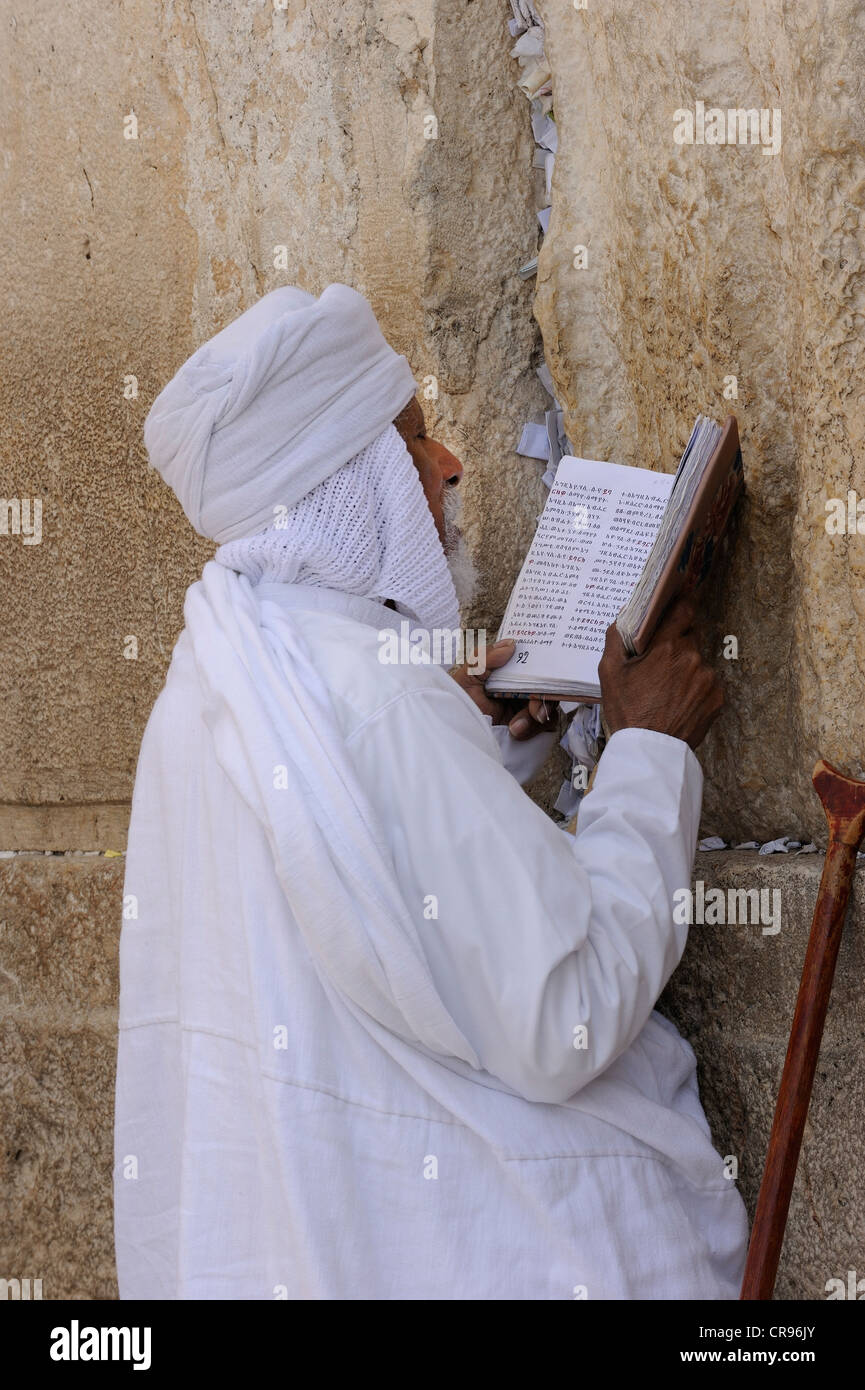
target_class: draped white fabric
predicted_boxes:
[114,574,749,1299]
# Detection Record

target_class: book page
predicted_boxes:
[490,456,675,690]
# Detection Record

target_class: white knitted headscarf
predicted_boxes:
[213,423,461,633]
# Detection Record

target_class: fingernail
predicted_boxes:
[510,714,530,734]
[493,638,516,650]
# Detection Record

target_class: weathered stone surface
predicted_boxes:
[535,0,865,844]
[0,0,546,824]
[0,1019,118,1300]
[0,857,123,1301]
[0,856,121,1014]
[0,806,130,854]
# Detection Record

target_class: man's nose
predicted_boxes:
[430,439,463,485]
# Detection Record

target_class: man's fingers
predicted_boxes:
[602,620,628,660]
[509,711,538,739]
[509,696,555,740]
[480,638,516,674]
[527,695,554,725]
[604,596,698,671]
[654,593,697,641]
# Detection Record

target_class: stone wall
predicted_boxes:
[0,856,122,1299]
[535,0,865,845]
[0,0,549,850]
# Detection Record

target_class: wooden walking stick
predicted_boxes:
[740,759,865,1300]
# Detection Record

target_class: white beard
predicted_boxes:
[442,485,478,611]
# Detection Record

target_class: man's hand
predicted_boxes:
[450,637,555,741]
[599,596,724,751]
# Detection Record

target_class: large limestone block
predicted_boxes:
[0,0,545,838]
[535,1,865,844]
[0,856,122,1300]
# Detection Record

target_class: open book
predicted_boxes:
[485,415,743,702]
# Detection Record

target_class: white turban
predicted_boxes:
[143,284,418,544]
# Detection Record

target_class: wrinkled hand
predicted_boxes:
[450,637,556,741]
[599,596,724,751]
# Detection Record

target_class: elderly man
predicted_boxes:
[114,283,748,1300]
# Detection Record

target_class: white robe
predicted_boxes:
[114,577,749,1300]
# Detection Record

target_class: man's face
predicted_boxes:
[392,397,463,550]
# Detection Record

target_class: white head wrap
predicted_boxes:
[143,283,418,544]
[214,424,460,633]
